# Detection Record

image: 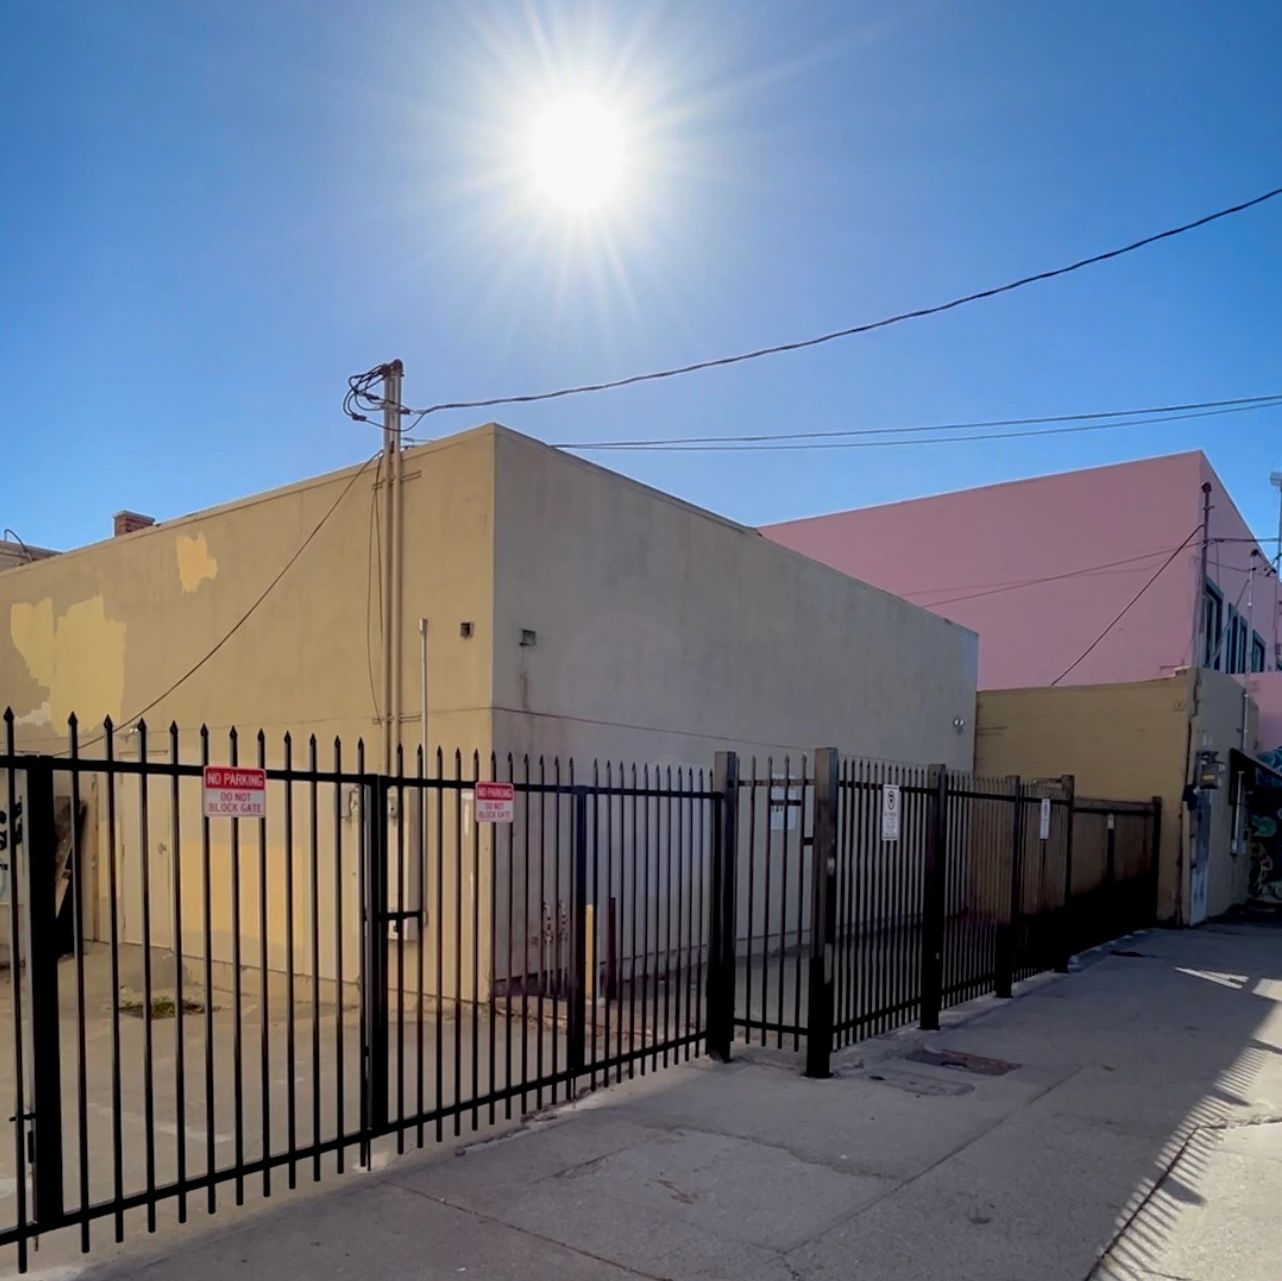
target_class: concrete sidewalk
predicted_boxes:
[38,920,1282,1280]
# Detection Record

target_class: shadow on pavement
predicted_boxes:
[5,918,1281,1281]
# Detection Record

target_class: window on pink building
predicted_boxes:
[1202,581,1223,670]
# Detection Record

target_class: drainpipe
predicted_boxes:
[1177,667,1203,925]
[418,618,429,763]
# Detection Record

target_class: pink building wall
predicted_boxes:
[763,452,1278,693]
[1250,673,1282,756]
[1200,453,1280,680]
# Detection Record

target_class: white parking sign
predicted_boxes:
[881,784,901,843]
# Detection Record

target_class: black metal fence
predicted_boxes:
[729,755,814,1049]
[0,716,1159,1270]
[730,752,1160,1078]
[0,714,715,1271]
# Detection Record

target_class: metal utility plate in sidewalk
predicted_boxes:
[904,1046,1020,1075]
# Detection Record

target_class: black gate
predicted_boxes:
[0,713,719,1270]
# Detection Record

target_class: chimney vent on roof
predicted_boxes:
[113,511,155,537]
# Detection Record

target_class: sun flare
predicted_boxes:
[526,92,627,213]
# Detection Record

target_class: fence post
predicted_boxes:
[805,749,839,1079]
[919,764,949,1031]
[567,787,588,1084]
[995,776,1022,999]
[363,774,391,1137]
[25,757,65,1226]
[707,752,739,1063]
[1148,796,1163,926]
[1055,775,1077,974]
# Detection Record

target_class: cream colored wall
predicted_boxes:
[976,676,1190,921]
[88,763,478,1007]
[488,428,978,979]
[0,429,499,996]
[975,671,1257,924]
[489,428,978,770]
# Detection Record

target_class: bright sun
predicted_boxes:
[527,93,626,213]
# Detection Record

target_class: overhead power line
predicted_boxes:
[350,184,1282,431]
[559,392,1282,449]
[554,395,1282,452]
[910,546,1187,608]
[1050,526,1203,686]
[913,537,1282,608]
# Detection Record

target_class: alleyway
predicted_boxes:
[17,919,1282,1280]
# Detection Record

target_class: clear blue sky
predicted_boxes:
[3,1,1280,552]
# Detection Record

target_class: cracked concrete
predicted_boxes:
[26,920,1282,1281]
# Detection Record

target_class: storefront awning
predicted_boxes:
[1230,747,1282,789]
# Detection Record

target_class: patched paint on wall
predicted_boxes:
[15,701,51,727]
[10,598,55,686]
[176,533,218,593]
[9,595,126,726]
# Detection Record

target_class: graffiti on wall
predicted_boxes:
[0,795,19,903]
[1246,747,1282,903]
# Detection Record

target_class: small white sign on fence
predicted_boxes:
[769,775,799,832]
[1039,797,1052,841]
[881,784,902,843]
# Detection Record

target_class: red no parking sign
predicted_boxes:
[475,781,514,823]
[202,766,267,819]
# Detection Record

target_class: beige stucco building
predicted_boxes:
[1,424,978,996]
[3,425,977,765]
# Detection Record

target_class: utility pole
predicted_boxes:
[1194,482,1213,668]
[1271,472,1282,668]
[381,360,404,773]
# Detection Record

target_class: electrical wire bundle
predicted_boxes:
[344,364,402,426]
